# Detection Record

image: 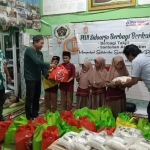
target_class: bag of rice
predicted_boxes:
[110,126,141,149]
[56,131,78,150]
[47,139,67,150]
[106,133,129,150]
[114,126,142,138]
[105,146,114,150]
[88,131,111,150]
[73,129,95,150]
[112,76,131,84]
[129,138,150,150]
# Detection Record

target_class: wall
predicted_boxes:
[25,0,150,114]
[25,0,150,35]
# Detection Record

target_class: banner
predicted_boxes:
[52,18,150,65]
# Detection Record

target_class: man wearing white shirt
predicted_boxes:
[119,44,150,121]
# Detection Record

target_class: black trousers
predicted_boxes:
[25,80,41,120]
[147,102,150,122]
[0,88,5,119]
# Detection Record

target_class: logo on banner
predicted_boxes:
[126,20,149,26]
[54,25,70,39]
[84,57,94,62]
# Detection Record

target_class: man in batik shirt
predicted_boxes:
[0,50,11,121]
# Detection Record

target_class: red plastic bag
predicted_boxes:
[97,126,116,135]
[66,117,79,127]
[105,66,110,71]
[42,126,59,150]
[0,114,12,141]
[78,117,97,132]
[48,65,68,82]
[15,119,35,150]
[60,111,79,127]
[34,117,47,126]
[60,110,74,120]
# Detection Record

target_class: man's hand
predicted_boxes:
[123,77,139,87]
[50,64,56,68]
[110,83,116,88]
[7,76,12,84]
[4,64,11,83]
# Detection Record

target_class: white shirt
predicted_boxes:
[131,53,150,91]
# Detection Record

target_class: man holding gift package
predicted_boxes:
[24,35,56,120]
[59,51,76,111]
[116,44,150,121]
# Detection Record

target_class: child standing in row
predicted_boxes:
[106,55,129,118]
[76,61,93,109]
[89,56,107,109]
[44,56,60,112]
[59,51,76,111]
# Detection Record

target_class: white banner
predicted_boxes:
[52,18,150,65]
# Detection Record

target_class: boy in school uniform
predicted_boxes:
[59,51,75,110]
[44,56,60,112]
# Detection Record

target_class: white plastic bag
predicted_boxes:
[88,131,111,150]
[129,138,150,150]
[106,133,129,150]
[114,126,142,138]
[73,129,95,150]
[112,76,131,84]
[56,131,78,150]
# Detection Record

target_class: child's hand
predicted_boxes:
[115,80,122,86]
[110,83,116,88]
[49,69,53,73]
[76,71,79,77]
[89,89,92,95]
[118,86,125,90]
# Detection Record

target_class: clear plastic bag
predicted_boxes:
[106,133,129,150]
[73,129,95,150]
[114,126,142,138]
[56,132,78,150]
[129,138,150,150]
[112,76,131,84]
[88,131,111,150]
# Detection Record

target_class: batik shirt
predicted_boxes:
[0,50,6,90]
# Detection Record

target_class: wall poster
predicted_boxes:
[43,0,86,15]
[0,0,41,30]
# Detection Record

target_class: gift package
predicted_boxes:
[1,107,150,150]
[48,65,68,82]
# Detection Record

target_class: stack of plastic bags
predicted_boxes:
[51,126,149,150]
[2,107,150,150]
[73,107,116,131]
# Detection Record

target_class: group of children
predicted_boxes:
[44,51,129,118]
